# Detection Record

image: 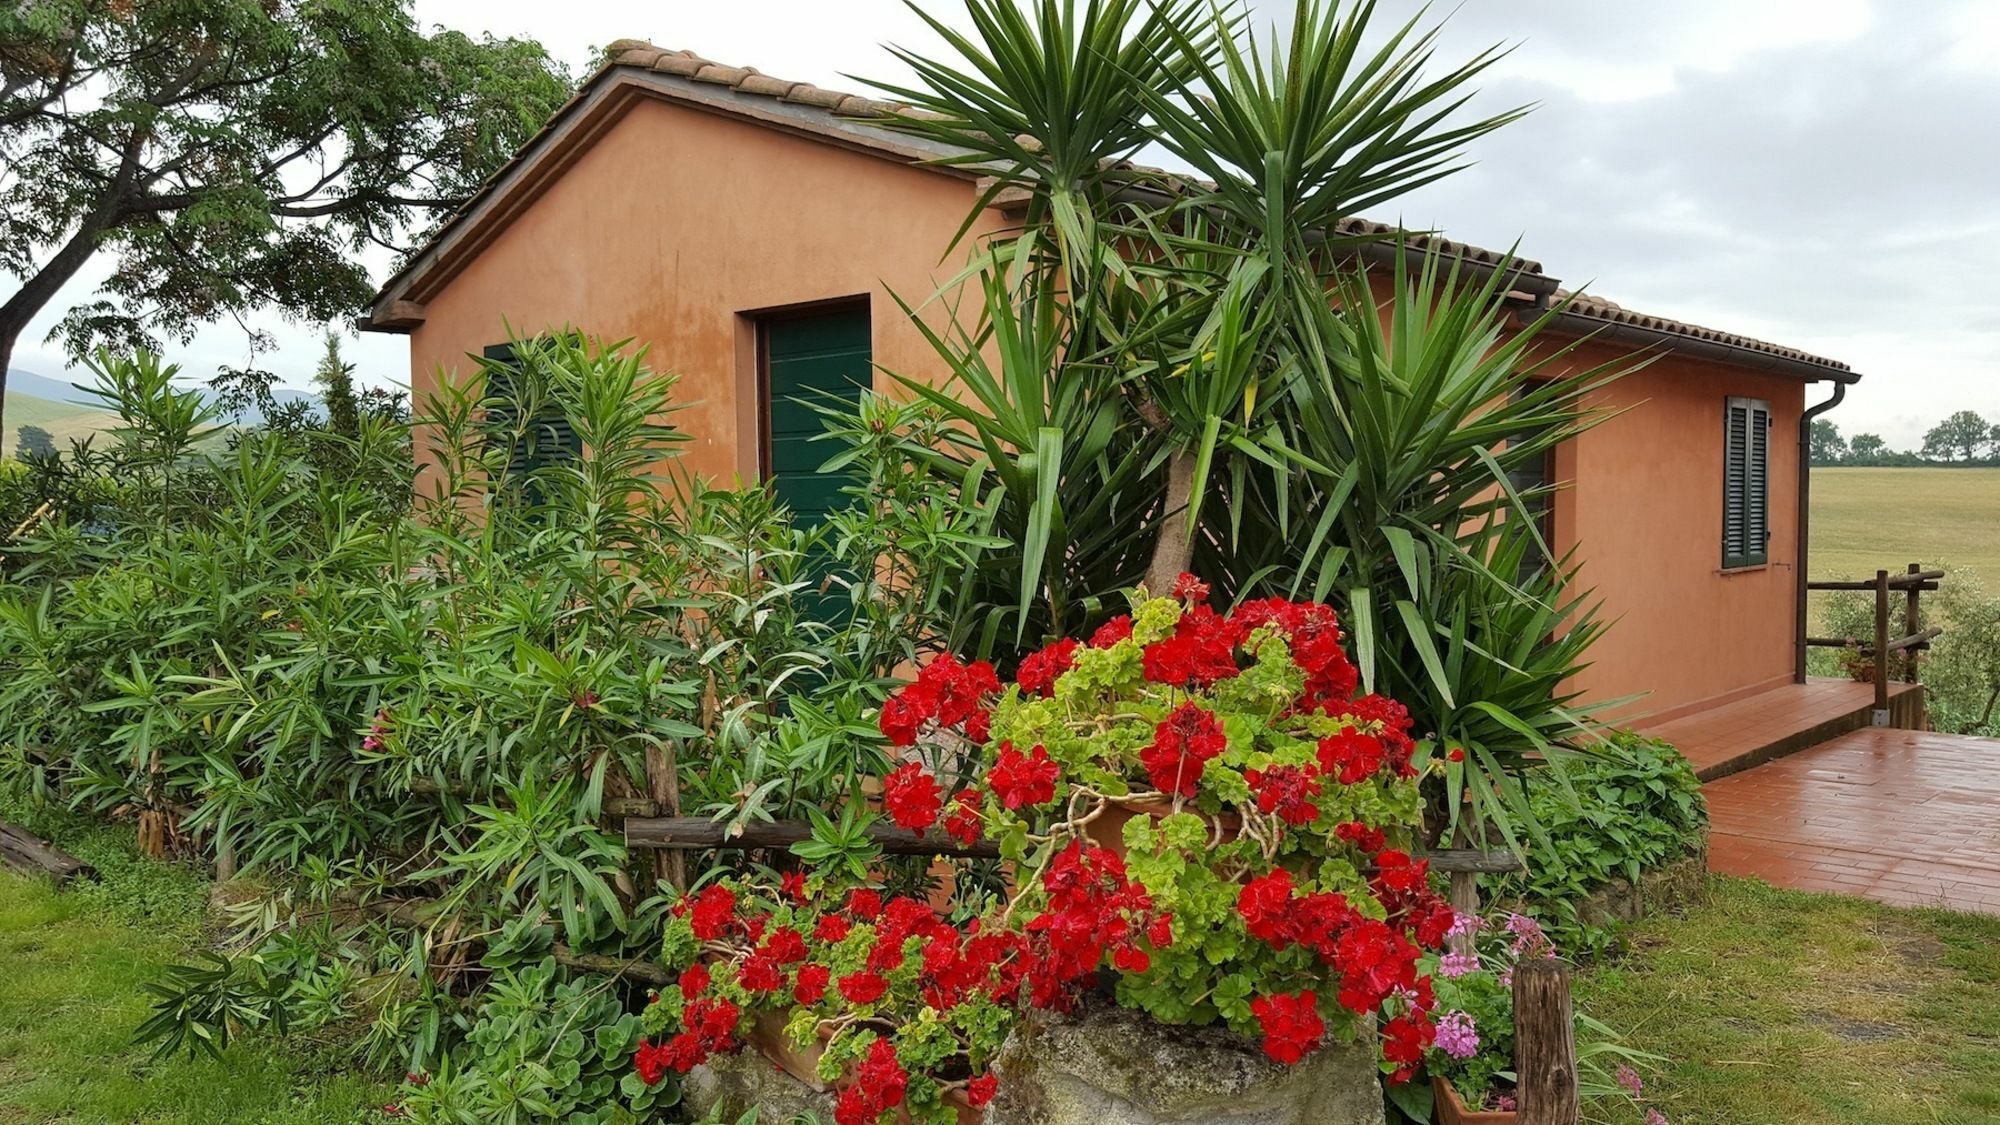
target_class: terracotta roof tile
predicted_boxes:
[1554,290,1851,372]
[782,84,848,109]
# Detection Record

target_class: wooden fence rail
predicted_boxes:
[1805,562,1944,714]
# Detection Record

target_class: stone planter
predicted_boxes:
[986,1002,1384,1125]
[1572,842,1708,930]
[1431,1077,1513,1125]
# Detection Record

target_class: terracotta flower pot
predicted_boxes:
[1432,1076,1515,1125]
[1082,796,1242,858]
[743,1011,982,1124]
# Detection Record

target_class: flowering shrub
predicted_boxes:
[1424,912,1666,1119]
[629,584,1455,1119]
[641,878,1015,1125]
[894,585,1447,1072]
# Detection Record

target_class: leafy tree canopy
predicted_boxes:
[0,0,574,432]
[1920,410,1993,462]
[1847,432,1886,459]
[1809,417,1846,465]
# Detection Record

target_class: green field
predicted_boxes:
[1812,467,2000,590]
[3,390,116,459]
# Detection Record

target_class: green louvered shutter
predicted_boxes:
[485,341,580,503]
[1722,396,1770,568]
[763,307,871,526]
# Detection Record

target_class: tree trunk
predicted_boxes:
[1143,447,1199,595]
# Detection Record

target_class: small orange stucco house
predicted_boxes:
[361,43,1861,728]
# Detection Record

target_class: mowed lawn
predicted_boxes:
[1812,467,2000,587]
[1576,877,2000,1124]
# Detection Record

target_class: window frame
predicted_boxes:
[1722,395,1772,570]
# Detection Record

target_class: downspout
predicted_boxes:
[1796,381,1848,682]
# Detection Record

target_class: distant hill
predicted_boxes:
[4,390,120,459]
[6,365,319,426]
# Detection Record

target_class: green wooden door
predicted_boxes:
[764,306,871,526]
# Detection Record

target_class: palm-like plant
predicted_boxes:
[857,0,1653,843]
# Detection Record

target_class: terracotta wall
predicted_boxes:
[401,97,1816,722]
[406,96,1000,489]
[1542,341,1808,722]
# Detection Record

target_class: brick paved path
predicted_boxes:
[1704,726,2000,915]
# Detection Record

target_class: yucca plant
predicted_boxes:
[851,0,1650,845]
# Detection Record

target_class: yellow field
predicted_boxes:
[2,391,117,459]
[1811,467,2000,589]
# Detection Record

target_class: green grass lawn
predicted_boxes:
[1575,876,2000,1124]
[0,818,390,1123]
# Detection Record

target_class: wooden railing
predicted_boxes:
[1805,562,1944,714]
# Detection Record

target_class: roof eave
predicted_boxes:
[1532,306,1861,384]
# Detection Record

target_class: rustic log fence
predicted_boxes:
[1805,561,1943,719]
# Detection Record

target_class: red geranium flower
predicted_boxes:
[815,913,853,943]
[1316,729,1387,785]
[1089,615,1133,647]
[687,885,736,941]
[989,742,1059,809]
[1245,763,1323,825]
[1016,638,1080,697]
[793,962,830,1005]
[883,761,942,830]
[943,787,984,846]
[1140,702,1227,798]
[838,970,888,1005]
[878,688,930,747]
[966,1072,999,1107]
[1250,990,1326,1065]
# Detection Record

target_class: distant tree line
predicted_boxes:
[1811,411,2000,467]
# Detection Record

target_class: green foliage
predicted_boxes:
[0,332,995,1092]
[1484,732,1708,955]
[1814,563,2000,736]
[850,0,1641,848]
[391,960,678,1124]
[0,0,573,415]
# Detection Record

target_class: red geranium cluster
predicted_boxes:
[878,653,1000,747]
[1235,856,1449,1073]
[1244,764,1322,825]
[635,992,742,1080]
[1249,990,1326,1065]
[1232,597,1358,713]
[1021,842,1170,1007]
[1139,701,1227,798]
[1015,637,1079,698]
[882,762,942,830]
[834,1038,908,1125]
[987,742,1058,810]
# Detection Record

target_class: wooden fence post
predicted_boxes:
[644,742,687,893]
[1513,957,1578,1125]
[1904,562,1922,684]
[1873,569,1891,718]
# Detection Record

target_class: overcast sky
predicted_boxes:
[14,0,1998,448]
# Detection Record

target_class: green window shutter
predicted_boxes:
[1723,396,1770,567]
[484,341,580,501]
[762,306,871,528]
